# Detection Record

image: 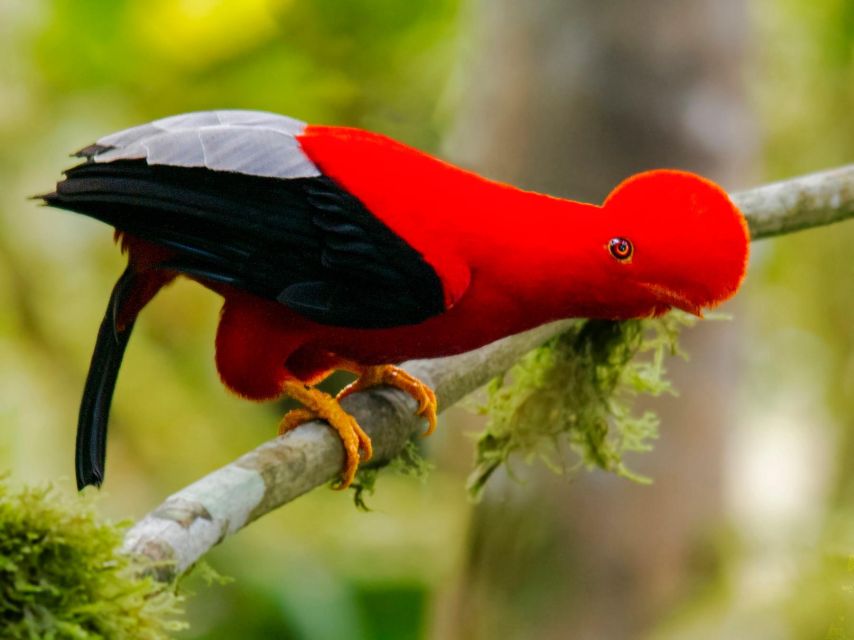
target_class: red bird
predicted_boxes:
[43,110,749,491]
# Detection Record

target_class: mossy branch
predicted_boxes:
[119,163,854,583]
[0,480,186,638]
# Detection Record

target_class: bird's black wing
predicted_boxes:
[42,112,446,328]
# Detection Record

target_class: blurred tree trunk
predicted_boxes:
[432,1,755,638]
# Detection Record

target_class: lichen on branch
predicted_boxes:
[468,313,697,498]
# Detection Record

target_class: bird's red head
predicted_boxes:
[595,169,749,318]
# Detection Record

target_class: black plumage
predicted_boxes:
[43,160,445,328]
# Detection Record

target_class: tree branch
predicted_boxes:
[732,164,854,240]
[122,165,854,582]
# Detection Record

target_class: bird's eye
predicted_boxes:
[608,237,633,261]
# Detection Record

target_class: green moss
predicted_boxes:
[0,479,186,639]
[350,440,434,510]
[468,313,697,498]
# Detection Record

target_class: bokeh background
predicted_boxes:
[1,0,852,638]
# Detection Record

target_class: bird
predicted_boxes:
[41,109,750,491]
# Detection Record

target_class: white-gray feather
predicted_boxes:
[87,110,321,180]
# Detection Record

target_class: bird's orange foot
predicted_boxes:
[278,382,372,490]
[338,365,438,436]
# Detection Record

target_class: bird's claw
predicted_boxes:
[277,366,437,491]
[278,385,373,490]
[337,365,438,436]
[409,381,437,436]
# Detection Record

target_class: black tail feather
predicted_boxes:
[76,267,136,490]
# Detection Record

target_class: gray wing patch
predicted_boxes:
[79,110,321,180]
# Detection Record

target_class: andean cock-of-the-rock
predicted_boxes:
[43,110,749,490]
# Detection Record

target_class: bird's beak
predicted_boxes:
[641,283,705,318]
[678,302,705,319]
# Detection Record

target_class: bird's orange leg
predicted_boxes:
[278,381,372,490]
[337,365,438,436]
[277,365,437,489]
